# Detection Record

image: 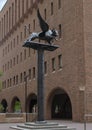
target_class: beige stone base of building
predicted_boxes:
[0,113,37,123]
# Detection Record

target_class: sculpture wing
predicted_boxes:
[37,9,49,32]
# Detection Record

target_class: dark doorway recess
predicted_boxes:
[28,94,37,113]
[51,93,72,120]
[1,99,8,112]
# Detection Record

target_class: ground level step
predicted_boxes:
[10,121,76,130]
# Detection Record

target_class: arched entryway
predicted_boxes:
[48,88,72,120]
[1,99,8,112]
[11,97,21,112]
[27,93,37,113]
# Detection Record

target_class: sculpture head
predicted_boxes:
[51,29,58,37]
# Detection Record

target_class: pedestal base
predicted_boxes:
[10,121,76,130]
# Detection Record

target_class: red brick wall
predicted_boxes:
[0,0,91,122]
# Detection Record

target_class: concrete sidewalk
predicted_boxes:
[54,120,92,130]
[0,120,92,130]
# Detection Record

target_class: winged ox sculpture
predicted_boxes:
[25,9,59,45]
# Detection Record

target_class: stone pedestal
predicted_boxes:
[10,121,76,130]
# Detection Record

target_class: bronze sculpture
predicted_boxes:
[24,9,58,45]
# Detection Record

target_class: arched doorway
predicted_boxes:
[11,97,21,112]
[27,93,37,113]
[1,99,8,112]
[50,88,72,120]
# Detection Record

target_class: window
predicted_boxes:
[22,0,24,16]
[29,69,31,79]
[44,61,47,74]
[51,2,53,15]
[33,19,35,30]
[59,24,62,38]
[20,73,23,83]
[24,26,26,37]
[15,0,17,23]
[13,38,15,48]
[44,8,46,20]
[52,58,55,71]
[9,7,11,30]
[8,61,9,70]
[24,71,26,81]
[10,59,12,68]
[13,76,15,85]
[58,0,61,9]
[18,0,20,19]
[4,15,5,36]
[24,49,26,60]
[26,0,28,10]
[10,78,12,87]
[17,35,19,44]
[2,18,3,38]
[6,11,8,33]
[17,55,19,64]
[28,24,31,34]
[20,32,22,41]
[58,54,62,69]
[33,67,35,79]
[16,75,18,84]
[20,52,22,62]
[12,3,14,27]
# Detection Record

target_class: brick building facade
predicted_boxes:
[0,0,92,122]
